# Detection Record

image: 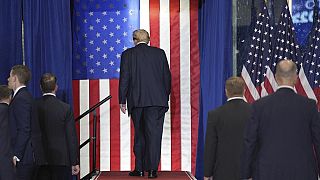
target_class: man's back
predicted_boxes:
[204,99,251,180]
[0,103,10,157]
[242,88,320,180]
[119,43,171,113]
[32,95,78,166]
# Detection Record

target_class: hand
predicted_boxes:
[120,104,126,114]
[204,176,212,180]
[72,165,80,175]
[12,157,17,167]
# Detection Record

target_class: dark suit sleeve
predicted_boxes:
[161,50,171,96]
[65,106,79,165]
[13,96,32,159]
[310,101,320,174]
[119,51,130,104]
[204,111,218,177]
[241,103,259,179]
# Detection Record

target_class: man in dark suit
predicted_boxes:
[119,29,171,178]
[0,85,15,180]
[7,65,34,179]
[241,59,320,180]
[203,77,251,180]
[32,73,80,180]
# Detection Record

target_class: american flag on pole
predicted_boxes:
[241,2,276,102]
[72,0,200,178]
[296,7,319,108]
[241,1,319,106]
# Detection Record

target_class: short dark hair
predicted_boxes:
[0,85,12,101]
[11,65,31,85]
[225,77,245,97]
[40,73,57,93]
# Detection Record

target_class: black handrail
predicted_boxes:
[75,95,112,180]
[75,95,112,122]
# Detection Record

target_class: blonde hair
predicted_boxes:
[133,29,150,44]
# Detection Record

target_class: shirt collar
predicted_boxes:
[0,102,9,105]
[43,93,56,97]
[227,96,246,102]
[277,85,296,92]
[13,85,26,97]
[136,41,148,45]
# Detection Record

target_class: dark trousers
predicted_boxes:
[131,106,166,171]
[0,156,15,180]
[16,163,35,180]
[35,165,72,180]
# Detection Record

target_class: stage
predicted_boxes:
[93,171,197,180]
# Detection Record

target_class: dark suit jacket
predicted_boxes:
[9,87,34,164]
[119,43,171,114]
[31,95,79,166]
[0,103,12,158]
[241,88,320,180]
[204,99,251,180]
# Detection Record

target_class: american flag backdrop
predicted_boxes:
[242,1,319,107]
[72,0,200,178]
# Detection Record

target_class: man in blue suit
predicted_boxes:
[0,85,15,180]
[119,29,171,178]
[241,59,320,180]
[8,65,34,180]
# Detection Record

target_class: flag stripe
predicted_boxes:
[180,0,192,172]
[140,0,150,33]
[170,0,182,171]
[150,0,160,47]
[158,0,172,171]
[89,80,100,170]
[120,108,131,170]
[110,79,120,170]
[190,0,200,174]
[79,80,90,178]
[99,79,110,171]
[298,67,317,101]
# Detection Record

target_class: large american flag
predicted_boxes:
[242,1,319,107]
[72,0,200,178]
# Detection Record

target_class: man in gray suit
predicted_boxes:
[241,59,320,180]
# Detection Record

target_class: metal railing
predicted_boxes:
[75,95,112,180]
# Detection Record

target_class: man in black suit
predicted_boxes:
[7,65,34,179]
[32,73,80,180]
[241,59,320,180]
[203,77,251,180]
[119,29,171,178]
[0,85,15,180]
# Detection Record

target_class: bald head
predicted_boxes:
[275,59,297,87]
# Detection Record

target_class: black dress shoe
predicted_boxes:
[129,170,144,176]
[148,170,157,178]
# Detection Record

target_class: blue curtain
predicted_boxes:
[195,0,233,179]
[0,0,22,84]
[23,0,73,104]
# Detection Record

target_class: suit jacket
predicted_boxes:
[119,43,171,114]
[8,87,34,164]
[204,99,251,180]
[0,103,11,158]
[241,88,320,180]
[31,95,79,166]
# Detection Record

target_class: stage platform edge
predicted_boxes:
[92,171,197,180]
